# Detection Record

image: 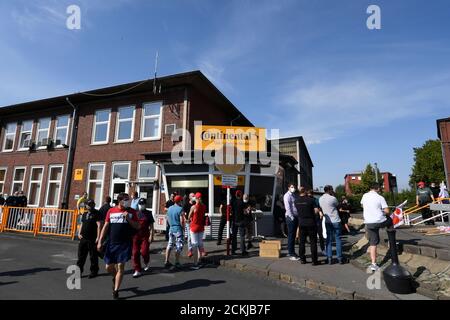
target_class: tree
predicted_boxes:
[409,140,445,188]
[335,184,345,198]
[349,164,380,195]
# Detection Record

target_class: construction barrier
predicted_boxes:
[0,206,79,239]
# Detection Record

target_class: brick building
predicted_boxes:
[437,117,450,188]
[0,71,307,236]
[344,171,397,195]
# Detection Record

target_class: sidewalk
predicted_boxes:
[151,232,429,300]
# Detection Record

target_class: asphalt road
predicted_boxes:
[0,234,329,300]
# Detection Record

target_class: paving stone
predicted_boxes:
[436,249,450,261]
[403,245,421,255]
[319,283,337,295]
[280,273,291,283]
[268,271,281,280]
[416,287,440,300]
[354,293,372,300]
[336,288,355,300]
[305,280,320,290]
[420,246,437,258]
[290,276,306,288]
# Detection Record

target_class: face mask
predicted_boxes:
[138,205,146,211]
[192,198,197,203]
[85,205,91,210]
[289,187,295,193]
[243,199,248,203]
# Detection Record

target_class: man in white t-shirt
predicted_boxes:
[361,182,393,271]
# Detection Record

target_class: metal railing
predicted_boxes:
[0,206,79,239]
[403,198,450,226]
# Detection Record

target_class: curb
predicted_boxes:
[209,255,381,300]
[350,246,449,300]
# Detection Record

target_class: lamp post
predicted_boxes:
[374,162,379,183]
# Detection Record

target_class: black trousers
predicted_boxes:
[316,220,325,252]
[299,225,318,263]
[420,202,434,225]
[76,238,99,275]
[217,215,227,242]
[231,221,249,253]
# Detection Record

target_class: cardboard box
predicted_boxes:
[259,240,281,258]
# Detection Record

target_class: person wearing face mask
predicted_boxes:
[339,196,352,234]
[284,184,300,260]
[131,198,155,278]
[97,192,140,299]
[76,199,102,279]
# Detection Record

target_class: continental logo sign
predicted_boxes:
[194,125,266,152]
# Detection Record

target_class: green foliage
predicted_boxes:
[349,163,382,195]
[409,139,445,188]
[335,184,345,199]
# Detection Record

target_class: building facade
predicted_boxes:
[437,117,450,188]
[344,171,397,195]
[276,136,314,190]
[0,71,307,237]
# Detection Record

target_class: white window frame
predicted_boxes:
[18,120,34,151]
[0,167,7,194]
[91,109,111,145]
[87,163,106,209]
[54,115,70,148]
[114,105,135,143]
[27,166,45,207]
[110,162,131,200]
[45,164,64,208]
[36,118,51,149]
[137,161,157,181]
[140,101,163,141]
[12,166,27,195]
[2,123,17,152]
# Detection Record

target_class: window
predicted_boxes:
[249,175,275,211]
[115,106,135,142]
[92,109,111,144]
[87,163,105,208]
[165,124,176,135]
[54,115,70,147]
[358,176,362,181]
[2,123,16,151]
[0,168,6,194]
[12,167,26,194]
[28,167,44,206]
[141,102,162,140]
[36,118,51,148]
[111,162,130,202]
[351,176,356,180]
[45,165,63,207]
[18,120,33,150]
[138,161,157,180]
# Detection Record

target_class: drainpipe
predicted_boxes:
[61,97,79,209]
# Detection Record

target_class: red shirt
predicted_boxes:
[190,203,206,233]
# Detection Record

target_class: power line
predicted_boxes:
[77,79,151,97]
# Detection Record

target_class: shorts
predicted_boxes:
[104,242,132,265]
[190,231,204,249]
[167,230,184,253]
[366,217,393,246]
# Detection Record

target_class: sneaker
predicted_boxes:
[112,290,119,300]
[132,271,142,278]
[289,256,300,261]
[200,250,208,257]
[339,258,347,265]
[187,250,193,258]
[300,260,307,264]
[312,261,320,266]
[326,258,333,265]
[190,265,200,270]
[144,264,151,272]
[370,263,380,271]
[175,262,182,269]
[164,261,172,268]
[241,251,249,257]
[216,241,222,245]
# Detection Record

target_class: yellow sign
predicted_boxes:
[74,169,83,181]
[194,125,266,152]
[214,175,245,186]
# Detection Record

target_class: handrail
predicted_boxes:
[403,198,450,216]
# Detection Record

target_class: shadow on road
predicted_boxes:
[0,267,62,277]
[121,279,226,299]
[0,281,19,286]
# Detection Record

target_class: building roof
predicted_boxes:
[0,70,253,126]
[272,135,314,167]
[344,172,395,178]
[437,117,450,139]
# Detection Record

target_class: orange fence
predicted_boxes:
[0,206,79,239]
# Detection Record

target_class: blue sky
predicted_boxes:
[1,0,449,191]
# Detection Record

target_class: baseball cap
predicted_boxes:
[235,190,242,197]
[195,192,202,199]
[174,195,183,203]
[418,181,425,187]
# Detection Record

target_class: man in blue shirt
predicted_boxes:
[130,192,140,211]
[165,195,185,269]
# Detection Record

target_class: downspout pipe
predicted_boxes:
[61,97,79,209]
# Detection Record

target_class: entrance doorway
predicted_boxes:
[137,184,154,212]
